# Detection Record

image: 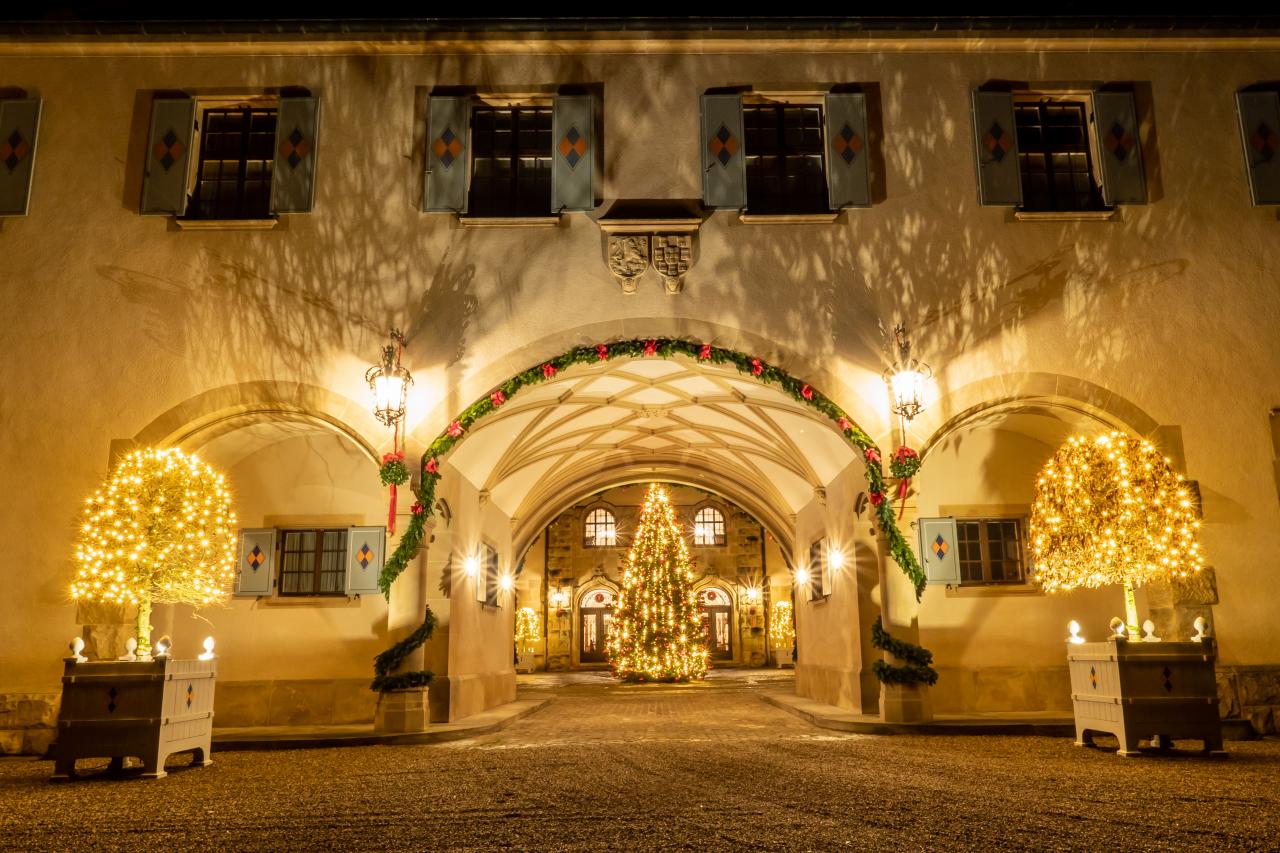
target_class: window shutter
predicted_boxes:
[344,525,385,596]
[235,528,276,597]
[824,93,870,209]
[970,91,1022,206]
[1093,91,1147,205]
[700,94,746,209]
[270,96,320,214]
[140,97,195,215]
[1236,90,1280,205]
[424,95,470,213]
[552,94,594,212]
[918,517,960,586]
[0,98,41,216]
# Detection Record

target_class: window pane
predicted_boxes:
[189,107,278,220]
[744,104,829,215]
[1014,100,1104,213]
[468,106,553,218]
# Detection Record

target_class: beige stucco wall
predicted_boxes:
[2,34,1279,724]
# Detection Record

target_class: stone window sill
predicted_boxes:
[458,215,563,228]
[739,212,840,225]
[174,217,280,231]
[807,592,831,606]
[944,583,1044,598]
[256,595,363,608]
[1013,209,1117,222]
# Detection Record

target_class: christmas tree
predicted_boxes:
[608,483,709,682]
[1030,431,1204,640]
[72,447,238,658]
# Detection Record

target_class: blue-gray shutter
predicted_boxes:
[140,98,195,215]
[824,93,870,209]
[424,95,470,213]
[344,526,385,596]
[270,96,320,214]
[700,94,746,209]
[0,98,41,216]
[235,528,276,596]
[552,95,594,212]
[971,91,1022,206]
[1236,90,1280,205]
[918,517,961,586]
[1093,91,1147,205]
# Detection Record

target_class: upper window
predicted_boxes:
[743,104,828,214]
[692,507,727,546]
[468,105,554,217]
[482,543,501,607]
[279,528,347,596]
[956,518,1027,584]
[1013,97,1105,213]
[806,538,829,599]
[584,508,618,548]
[188,106,277,220]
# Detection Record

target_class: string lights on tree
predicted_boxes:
[71,447,238,659]
[607,483,709,683]
[1030,431,1205,640]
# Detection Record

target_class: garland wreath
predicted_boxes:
[870,616,939,687]
[370,607,437,693]
[371,338,932,692]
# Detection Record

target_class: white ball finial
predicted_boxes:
[1192,616,1209,643]
[198,636,216,661]
[1067,620,1085,644]
[1141,619,1161,642]
[1109,617,1126,637]
[68,637,87,663]
[118,637,138,661]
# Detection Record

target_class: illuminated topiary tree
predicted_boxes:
[71,447,238,658]
[608,483,708,682]
[515,607,541,656]
[1031,431,1204,640]
[769,600,794,649]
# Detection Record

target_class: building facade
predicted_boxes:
[2,19,1280,753]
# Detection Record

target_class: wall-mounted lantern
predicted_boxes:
[366,328,412,428]
[883,324,931,425]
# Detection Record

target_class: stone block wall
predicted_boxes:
[1216,666,1280,735]
[0,693,59,756]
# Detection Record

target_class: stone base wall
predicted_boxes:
[795,663,866,713]
[930,667,1074,714]
[213,679,377,727]
[1216,666,1280,735]
[0,692,59,756]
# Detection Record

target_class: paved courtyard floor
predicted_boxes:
[3,669,1278,851]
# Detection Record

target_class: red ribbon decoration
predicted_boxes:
[896,477,910,520]
[387,483,398,535]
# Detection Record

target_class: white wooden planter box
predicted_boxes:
[516,653,536,673]
[774,647,794,668]
[1068,637,1224,756]
[52,657,216,779]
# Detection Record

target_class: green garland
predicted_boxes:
[371,607,437,693]
[372,338,934,684]
[870,616,939,686]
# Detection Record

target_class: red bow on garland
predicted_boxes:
[380,450,406,535]
[888,445,922,520]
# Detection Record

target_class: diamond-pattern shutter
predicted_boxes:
[552,95,594,212]
[270,96,320,214]
[140,97,196,215]
[0,98,41,216]
[1236,90,1280,205]
[344,526,385,596]
[235,528,277,597]
[970,91,1022,206]
[1093,91,1147,205]
[824,93,870,209]
[700,94,746,209]
[918,517,961,585]
[424,95,470,212]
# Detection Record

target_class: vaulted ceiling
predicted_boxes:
[445,356,860,532]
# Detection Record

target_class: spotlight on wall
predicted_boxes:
[744,586,762,605]
[828,549,846,571]
[500,574,514,592]
[795,567,811,586]
[464,555,480,577]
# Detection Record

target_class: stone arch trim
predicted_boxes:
[129,380,384,463]
[917,372,1164,459]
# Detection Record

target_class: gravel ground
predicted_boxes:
[2,674,1277,851]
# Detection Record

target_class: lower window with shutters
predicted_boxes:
[955,518,1028,585]
[279,528,348,596]
[468,105,554,217]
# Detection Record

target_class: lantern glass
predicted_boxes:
[889,365,927,421]
[366,332,412,428]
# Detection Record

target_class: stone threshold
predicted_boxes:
[211,697,550,751]
[763,692,1258,740]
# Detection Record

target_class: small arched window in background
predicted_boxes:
[584,508,618,547]
[693,507,726,546]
